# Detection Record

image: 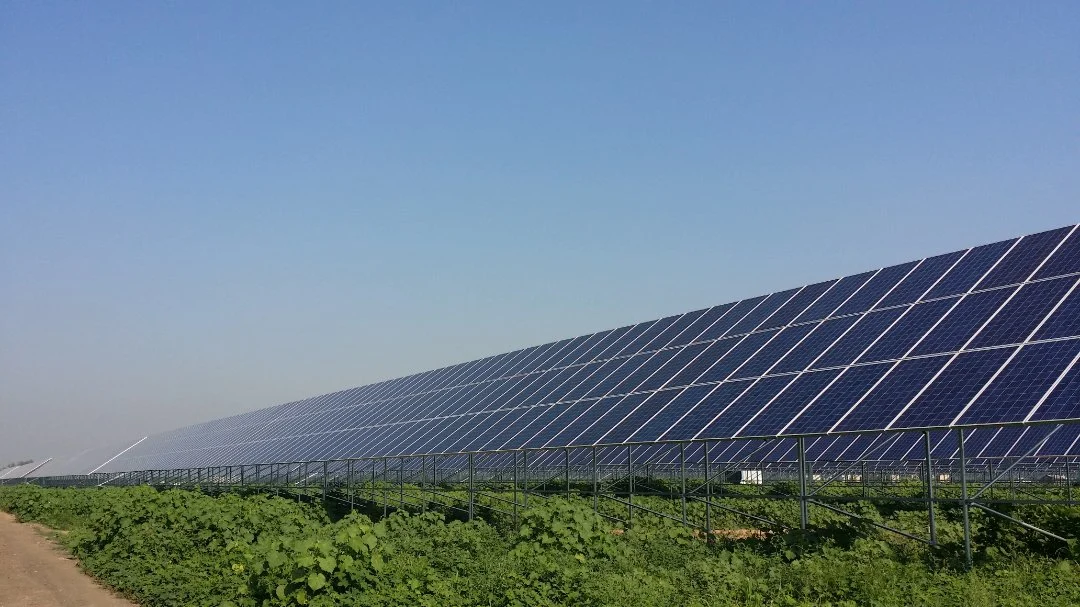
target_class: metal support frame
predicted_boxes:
[923,431,937,546]
[958,428,972,568]
[7,420,1079,561]
[798,437,809,531]
[468,452,475,521]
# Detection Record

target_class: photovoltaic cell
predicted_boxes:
[976,227,1071,290]
[924,240,1014,300]
[857,298,956,363]
[832,262,918,317]
[660,382,752,441]
[875,251,965,309]
[833,356,951,431]
[891,348,1016,429]
[1034,282,1080,341]
[695,376,795,439]
[783,363,893,434]
[670,303,737,346]
[736,369,842,437]
[728,289,802,336]
[1035,227,1080,280]
[909,288,1015,356]
[635,342,713,392]
[793,271,876,324]
[694,331,778,384]
[956,340,1080,425]
[770,315,861,374]
[969,277,1074,348]
[695,296,768,341]
[812,308,906,369]
[627,385,715,442]
[1029,359,1080,422]
[757,280,837,330]
[731,324,817,379]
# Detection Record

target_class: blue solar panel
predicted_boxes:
[813,308,906,368]
[858,298,956,363]
[784,363,893,433]
[794,271,876,324]
[1034,281,1080,340]
[732,324,817,379]
[834,355,952,431]
[909,288,1014,355]
[875,251,965,309]
[892,348,1016,428]
[1035,227,1080,280]
[925,240,1014,300]
[1029,360,1080,422]
[695,296,768,341]
[627,384,715,442]
[758,280,838,330]
[957,340,1080,425]
[770,315,860,374]
[833,262,919,317]
[736,369,843,437]
[635,342,712,392]
[969,277,1074,348]
[599,388,683,444]
[976,227,1071,290]
[696,376,795,439]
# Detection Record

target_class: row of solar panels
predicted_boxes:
[17,224,1080,477]
[15,421,1078,481]
[0,460,50,480]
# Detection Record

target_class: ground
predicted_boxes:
[0,511,137,607]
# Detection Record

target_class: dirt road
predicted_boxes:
[0,511,138,607]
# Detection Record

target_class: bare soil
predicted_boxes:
[0,511,138,607]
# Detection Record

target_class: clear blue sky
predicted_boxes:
[1,2,1077,463]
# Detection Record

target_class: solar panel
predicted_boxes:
[32,225,1080,474]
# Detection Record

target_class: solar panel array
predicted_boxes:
[30,225,1080,475]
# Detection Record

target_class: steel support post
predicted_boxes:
[798,437,809,531]
[627,445,634,527]
[512,451,519,526]
[382,458,389,517]
[420,456,426,514]
[240,465,245,488]
[592,447,599,514]
[862,461,869,498]
[371,460,376,504]
[322,461,329,505]
[923,431,937,545]
[680,443,687,526]
[347,459,353,512]
[432,456,438,508]
[704,441,712,539]
[522,450,529,509]
[399,457,405,508]
[565,448,571,500]
[468,452,475,521]
[958,428,972,568]
[1067,459,1073,506]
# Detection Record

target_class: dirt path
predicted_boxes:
[0,511,138,607]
